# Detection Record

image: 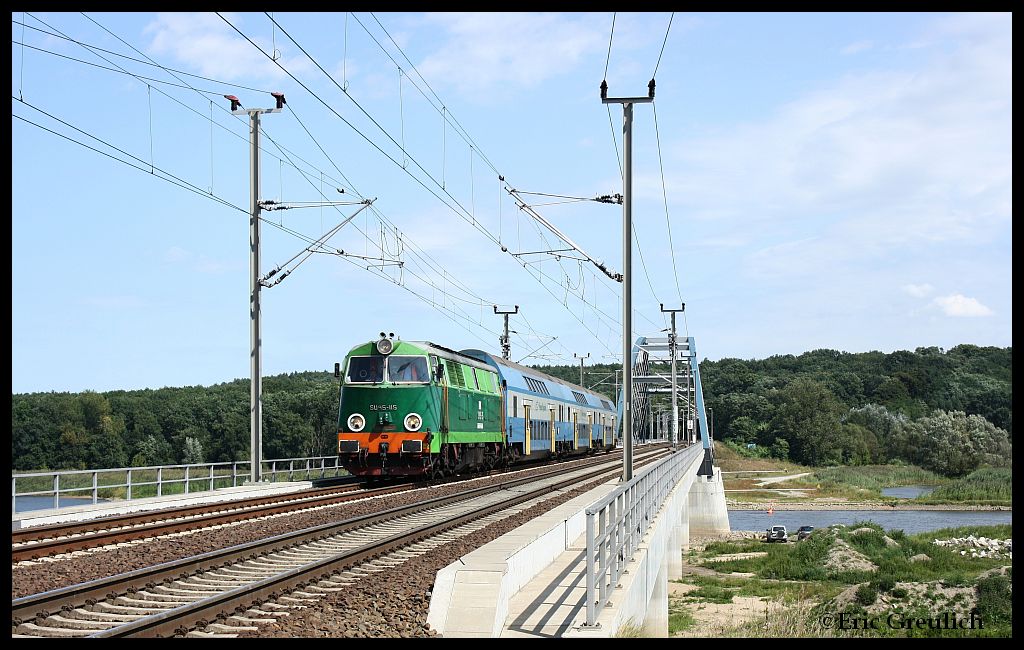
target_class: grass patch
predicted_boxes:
[706,523,1010,586]
[813,465,947,491]
[919,468,1012,504]
[974,569,1012,632]
[701,539,764,557]
[714,442,810,474]
[827,568,1014,638]
[917,524,1011,541]
[668,602,696,634]
[726,600,836,637]
[683,584,736,604]
[681,575,843,604]
[684,523,1012,638]
[710,528,835,580]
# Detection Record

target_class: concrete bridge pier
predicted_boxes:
[669,517,684,580]
[647,558,669,637]
[688,466,731,537]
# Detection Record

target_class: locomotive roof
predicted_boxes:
[416,341,495,371]
[345,339,494,371]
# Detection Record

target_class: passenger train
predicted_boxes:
[336,334,618,478]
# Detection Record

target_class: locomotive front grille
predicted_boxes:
[338,440,359,453]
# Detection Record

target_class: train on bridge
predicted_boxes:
[336,334,618,478]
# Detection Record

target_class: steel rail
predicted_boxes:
[12,446,666,629]
[12,483,407,562]
[92,449,668,637]
[13,449,629,560]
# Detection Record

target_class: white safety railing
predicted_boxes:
[583,443,700,627]
[12,455,346,514]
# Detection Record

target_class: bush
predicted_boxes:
[855,584,878,605]
[890,587,908,599]
[974,573,1012,627]
[871,576,896,593]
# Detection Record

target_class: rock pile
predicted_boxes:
[932,535,1012,559]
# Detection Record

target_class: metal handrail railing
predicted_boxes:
[583,443,700,627]
[12,455,346,513]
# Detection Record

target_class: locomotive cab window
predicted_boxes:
[346,356,384,384]
[387,356,430,383]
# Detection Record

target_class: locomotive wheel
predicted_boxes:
[428,454,444,481]
[445,444,459,476]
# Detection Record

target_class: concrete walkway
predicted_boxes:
[502,538,589,637]
[426,478,620,637]
[12,481,314,529]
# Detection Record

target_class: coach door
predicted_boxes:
[572,410,578,450]
[523,402,531,455]
[549,406,556,453]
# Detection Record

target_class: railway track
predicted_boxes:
[12,450,630,562]
[11,482,408,563]
[12,447,667,638]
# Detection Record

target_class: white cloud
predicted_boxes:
[163,246,190,263]
[415,13,607,97]
[144,13,310,83]
[641,12,1009,282]
[841,40,873,55]
[902,283,934,298]
[932,293,993,317]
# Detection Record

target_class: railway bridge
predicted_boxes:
[426,335,730,636]
[12,336,728,638]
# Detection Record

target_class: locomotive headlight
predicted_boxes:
[404,412,423,432]
[348,413,366,432]
[376,337,394,355]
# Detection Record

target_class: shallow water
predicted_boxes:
[881,485,936,499]
[729,509,1011,535]
[13,495,108,513]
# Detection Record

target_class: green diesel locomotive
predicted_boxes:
[336,334,617,477]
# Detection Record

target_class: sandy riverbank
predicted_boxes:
[728,501,1011,511]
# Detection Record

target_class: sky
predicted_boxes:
[11,12,1012,394]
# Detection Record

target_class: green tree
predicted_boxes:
[769,378,844,466]
[727,416,760,445]
[844,403,909,463]
[87,411,128,468]
[132,434,175,467]
[182,436,205,465]
[768,437,790,461]
[838,422,879,465]
[913,411,1012,477]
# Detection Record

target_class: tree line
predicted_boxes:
[12,372,338,472]
[694,344,1011,477]
[12,344,1011,477]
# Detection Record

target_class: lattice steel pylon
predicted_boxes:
[615,334,715,475]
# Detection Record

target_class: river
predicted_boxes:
[13,495,108,513]
[729,509,1011,535]
[880,485,936,499]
